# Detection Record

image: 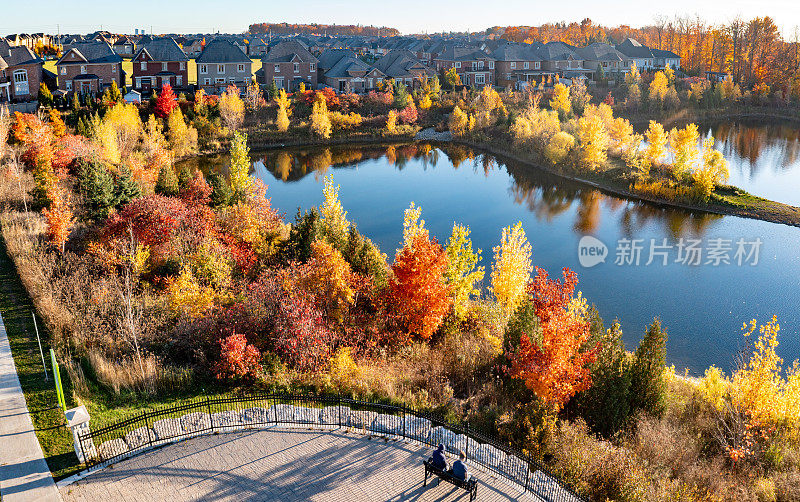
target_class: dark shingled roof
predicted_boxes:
[371,50,433,78]
[262,40,318,64]
[0,39,42,66]
[436,45,494,62]
[539,41,578,61]
[490,43,543,61]
[615,38,654,58]
[574,43,625,62]
[652,48,680,59]
[317,49,357,70]
[196,39,250,64]
[135,37,188,62]
[324,55,381,79]
[57,41,121,64]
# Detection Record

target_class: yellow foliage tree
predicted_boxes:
[310,93,332,139]
[575,115,609,171]
[692,137,729,200]
[168,266,216,318]
[490,221,532,313]
[449,105,469,137]
[385,110,398,133]
[549,83,572,118]
[167,107,198,157]
[544,131,575,165]
[644,120,668,168]
[670,123,700,177]
[444,223,484,317]
[276,104,290,132]
[648,71,669,104]
[320,174,350,245]
[219,85,245,130]
[299,241,356,322]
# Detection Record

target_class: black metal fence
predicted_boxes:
[78,393,586,502]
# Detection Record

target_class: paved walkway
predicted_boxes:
[0,312,61,502]
[59,429,541,501]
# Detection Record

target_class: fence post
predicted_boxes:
[337,394,341,428]
[465,422,469,460]
[402,403,406,439]
[145,411,153,447]
[524,455,531,492]
[206,396,213,432]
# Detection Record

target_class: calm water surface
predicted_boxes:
[701,120,800,206]
[186,140,800,374]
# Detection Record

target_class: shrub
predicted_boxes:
[544,131,575,165]
[214,332,261,380]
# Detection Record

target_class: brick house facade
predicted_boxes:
[256,40,318,91]
[131,37,189,93]
[433,46,495,87]
[0,40,42,102]
[55,41,123,94]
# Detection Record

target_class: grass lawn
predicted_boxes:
[45,59,263,87]
[0,235,78,480]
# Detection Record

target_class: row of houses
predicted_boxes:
[0,31,682,103]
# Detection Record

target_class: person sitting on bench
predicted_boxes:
[429,444,448,470]
[450,451,470,481]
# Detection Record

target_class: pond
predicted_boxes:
[183,141,800,375]
[701,120,800,206]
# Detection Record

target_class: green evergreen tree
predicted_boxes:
[392,80,410,109]
[155,164,179,197]
[71,93,81,113]
[286,207,319,262]
[78,160,116,219]
[629,318,668,417]
[207,171,232,207]
[113,165,141,208]
[177,164,194,191]
[38,83,54,107]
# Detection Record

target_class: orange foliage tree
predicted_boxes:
[42,181,73,252]
[214,332,261,380]
[509,267,598,410]
[387,230,452,341]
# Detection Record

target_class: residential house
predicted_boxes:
[183,38,204,58]
[433,46,495,87]
[0,40,42,102]
[574,43,628,81]
[131,37,189,93]
[256,39,318,90]
[538,41,589,81]
[615,38,654,71]
[319,51,384,92]
[249,38,269,56]
[371,49,433,87]
[54,41,123,95]
[491,43,546,88]
[653,49,681,70]
[112,36,135,56]
[195,39,252,94]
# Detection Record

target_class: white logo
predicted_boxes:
[578,235,608,268]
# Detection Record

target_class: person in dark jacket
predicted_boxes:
[450,451,469,481]
[429,444,448,470]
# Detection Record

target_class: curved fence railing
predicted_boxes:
[77,393,586,502]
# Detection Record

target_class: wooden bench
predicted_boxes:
[423,459,478,501]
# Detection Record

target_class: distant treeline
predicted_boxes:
[248,23,399,37]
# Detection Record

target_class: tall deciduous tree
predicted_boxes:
[219,85,245,130]
[228,131,253,202]
[490,222,532,313]
[444,224,484,317]
[154,83,178,118]
[549,83,572,118]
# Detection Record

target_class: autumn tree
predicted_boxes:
[549,83,572,118]
[310,93,332,139]
[155,164,179,197]
[219,85,245,130]
[319,174,350,247]
[575,115,609,171]
[443,67,461,89]
[228,131,253,202]
[385,110,398,133]
[167,107,198,157]
[669,123,700,177]
[449,105,469,137]
[214,333,261,380]
[274,88,291,132]
[648,71,669,106]
[154,83,178,118]
[508,267,598,411]
[693,137,729,200]
[444,224,484,317]
[643,120,668,169]
[276,104,290,132]
[490,222,532,313]
[48,109,66,137]
[42,181,73,252]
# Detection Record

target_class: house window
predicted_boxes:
[602,62,608,68]
[510,62,516,69]
[217,64,224,74]
[228,77,236,83]
[274,77,284,89]
[204,78,210,85]
[199,65,207,74]
[112,65,116,73]
[13,70,29,95]
[274,64,280,73]
[60,67,66,75]
[162,62,168,71]
[215,77,225,83]
[310,63,315,71]
[141,62,147,70]
[66,80,72,91]
[177,76,182,86]
[488,61,494,69]
[534,61,540,69]
[80,65,87,74]
[180,62,185,70]
[455,61,461,68]
[523,62,529,70]
[238,64,245,72]
[472,62,477,71]
[293,63,299,72]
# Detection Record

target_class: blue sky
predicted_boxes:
[2,0,798,35]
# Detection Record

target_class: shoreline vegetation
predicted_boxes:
[3,75,800,500]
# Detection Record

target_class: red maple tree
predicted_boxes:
[508,267,598,410]
[154,84,178,118]
[387,232,452,341]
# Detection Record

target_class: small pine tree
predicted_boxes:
[208,171,233,207]
[629,319,668,417]
[113,165,141,208]
[78,160,115,219]
[38,83,54,107]
[177,164,194,191]
[155,164,179,196]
